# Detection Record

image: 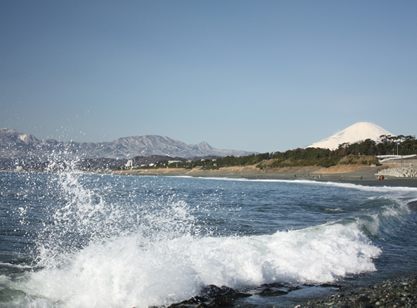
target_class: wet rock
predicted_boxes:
[167,296,208,308]
[257,285,289,297]
[258,287,288,296]
[168,285,250,308]
[296,274,417,308]
[204,285,251,307]
[255,282,300,296]
[168,274,417,308]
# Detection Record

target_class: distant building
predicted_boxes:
[125,160,133,168]
[168,160,181,164]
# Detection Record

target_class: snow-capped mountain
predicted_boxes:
[307,122,394,150]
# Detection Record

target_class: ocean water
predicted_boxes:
[1,172,417,307]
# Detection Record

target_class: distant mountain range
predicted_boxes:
[1,123,398,171]
[307,122,394,150]
[0,128,253,170]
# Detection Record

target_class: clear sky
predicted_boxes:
[1,1,416,153]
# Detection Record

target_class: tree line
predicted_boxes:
[192,135,416,170]
[132,135,416,170]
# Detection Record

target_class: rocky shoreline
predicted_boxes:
[158,273,417,308]
[296,274,417,308]
[162,274,417,308]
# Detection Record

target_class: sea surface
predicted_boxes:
[1,172,417,307]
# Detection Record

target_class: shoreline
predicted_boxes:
[115,165,417,187]
[166,272,417,308]
[295,273,417,308]
[121,165,417,306]
[4,168,417,307]
[7,164,417,187]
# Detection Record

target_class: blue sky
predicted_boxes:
[1,1,416,153]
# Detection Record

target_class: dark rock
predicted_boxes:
[258,287,288,296]
[357,294,370,303]
[168,296,207,308]
[296,274,417,308]
[259,282,285,288]
[200,285,234,298]
[207,294,239,307]
[168,285,250,308]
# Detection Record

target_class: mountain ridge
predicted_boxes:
[0,128,253,169]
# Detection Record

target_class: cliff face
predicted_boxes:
[0,128,253,169]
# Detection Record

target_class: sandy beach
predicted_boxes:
[115,164,417,187]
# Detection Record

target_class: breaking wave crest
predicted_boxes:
[0,173,388,307]
[3,172,417,308]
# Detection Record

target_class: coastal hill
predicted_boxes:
[0,128,253,169]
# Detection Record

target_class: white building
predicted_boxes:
[125,160,133,168]
[168,160,181,164]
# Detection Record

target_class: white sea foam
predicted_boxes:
[0,173,392,307]
[5,219,380,308]
[201,176,417,192]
